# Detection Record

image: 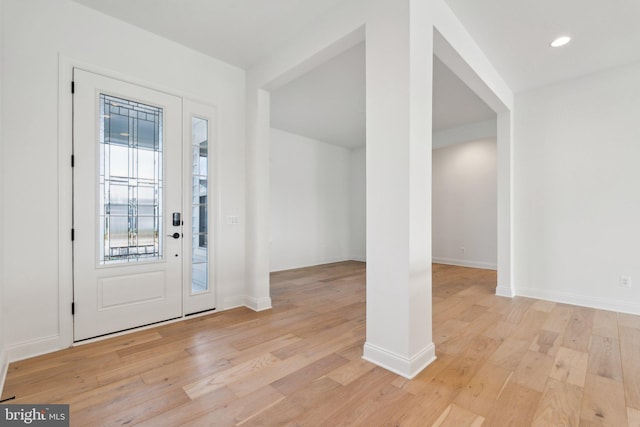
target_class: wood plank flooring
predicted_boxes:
[2,262,639,426]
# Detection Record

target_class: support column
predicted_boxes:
[496,111,514,297]
[362,0,435,379]
[245,87,272,311]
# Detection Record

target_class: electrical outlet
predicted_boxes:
[226,215,240,225]
[620,276,632,288]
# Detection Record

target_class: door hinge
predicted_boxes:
[71,302,75,316]
[71,81,75,94]
[71,155,75,168]
[71,228,75,241]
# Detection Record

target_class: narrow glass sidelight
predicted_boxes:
[99,94,163,264]
[191,117,208,293]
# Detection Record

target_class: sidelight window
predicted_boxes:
[191,117,209,293]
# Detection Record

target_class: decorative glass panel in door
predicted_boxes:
[99,94,163,264]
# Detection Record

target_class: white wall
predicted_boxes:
[514,61,640,314]
[2,0,246,361]
[349,147,366,261]
[432,138,497,269]
[432,119,496,149]
[269,128,351,271]
[0,0,8,389]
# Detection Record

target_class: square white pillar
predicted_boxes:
[362,0,436,379]
[245,88,273,311]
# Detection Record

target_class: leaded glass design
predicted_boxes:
[99,94,163,264]
[191,117,208,293]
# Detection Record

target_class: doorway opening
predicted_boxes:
[431,46,502,348]
[268,42,366,276]
[262,41,367,345]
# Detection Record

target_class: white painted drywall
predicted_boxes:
[0,0,8,389]
[349,147,366,261]
[514,61,640,314]
[432,118,496,149]
[432,138,497,269]
[269,128,351,271]
[2,0,246,361]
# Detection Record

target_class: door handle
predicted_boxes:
[167,232,181,239]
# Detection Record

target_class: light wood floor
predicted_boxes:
[3,262,640,426]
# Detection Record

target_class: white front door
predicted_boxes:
[73,69,183,341]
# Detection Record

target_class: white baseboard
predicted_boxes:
[363,341,436,379]
[5,335,61,364]
[432,257,497,270]
[245,296,272,312]
[270,256,355,273]
[222,295,247,310]
[496,284,515,298]
[0,347,7,395]
[516,287,640,316]
[349,255,366,262]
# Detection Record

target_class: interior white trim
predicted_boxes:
[223,295,274,312]
[363,341,436,379]
[0,349,8,394]
[6,335,60,364]
[222,296,246,310]
[58,55,75,352]
[516,287,640,316]
[495,284,515,298]
[432,257,497,271]
[245,296,273,312]
[270,257,357,274]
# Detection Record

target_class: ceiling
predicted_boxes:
[432,57,496,131]
[72,0,640,146]
[72,0,640,91]
[71,0,347,68]
[270,43,365,149]
[444,0,640,92]
[271,45,495,148]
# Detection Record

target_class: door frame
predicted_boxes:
[58,56,221,348]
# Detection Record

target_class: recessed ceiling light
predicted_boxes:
[550,36,571,48]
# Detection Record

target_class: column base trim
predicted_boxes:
[245,296,272,312]
[363,341,436,379]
